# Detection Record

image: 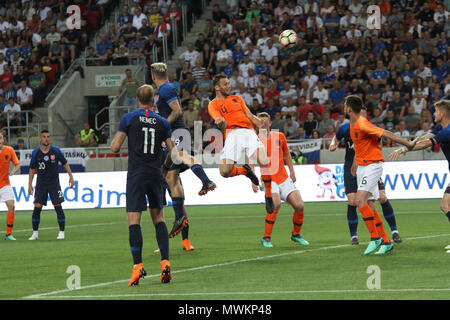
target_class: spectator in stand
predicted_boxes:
[329,80,347,113]
[0,96,6,113]
[394,120,411,138]
[28,64,46,108]
[118,4,133,28]
[297,95,314,124]
[284,114,301,139]
[0,65,13,89]
[317,110,335,136]
[403,105,421,133]
[303,111,319,137]
[16,80,33,114]
[264,98,282,120]
[117,68,141,108]
[383,109,399,132]
[2,97,23,132]
[279,80,297,107]
[3,81,16,102]
[149,4,162,28]
[178,43,200,68]
[388,91,408,119]
[271,112,285,132]
[75,122,98,147]
[415,121,432,138]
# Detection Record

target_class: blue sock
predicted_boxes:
[32,206,42,231]
[381,200,397,232]
[55,205,65,231]
[155,222,169,261]
[129,224,143,265]
[347,205,358,237]
[172,197,184,220]
[191,164,211,186]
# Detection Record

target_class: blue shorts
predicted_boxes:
[344,166,358,195]
[126,171,165,212]
[34,184,64,206]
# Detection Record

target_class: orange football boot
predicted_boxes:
[182,238,195,251]
[160,259,171,283]
[128,263,147,286]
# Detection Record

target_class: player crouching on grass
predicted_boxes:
[0,131,20,240]
[389,99,450,253]
[256,112,309,248]
[345,95,415,255]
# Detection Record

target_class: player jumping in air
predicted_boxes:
[111,85,176,285]
[329,118,402,245]
[256,112,309,247]
[208,73,274,213]
[151,62,215,250]
[344,95,414,255]
[28,130,75,240]
[0,131,20,240]
[389,99,450,253]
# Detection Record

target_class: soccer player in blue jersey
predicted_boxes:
[111,84,176,285]
[329,117,402,245]
[150,62,216,250]
[390,99,450,252]
[28,130,75,240]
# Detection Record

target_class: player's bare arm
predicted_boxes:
[244,107,262,128]
[328,135,338,151]
[389,137,434,160]
[63,163,75,188]
[167,99,183,124]
[111,131,127,153]
[284,149,296,182]
[9,163,20,176]
[28,168,36,195]
[381,130,416,149]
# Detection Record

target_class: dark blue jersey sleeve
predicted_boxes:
[160,83,179,104]
[54,147,68,165]
[432,124,443,135]
[336,123,349,141]
[119,113,133,134]
[29,148,39,169]
[433,126,450,144]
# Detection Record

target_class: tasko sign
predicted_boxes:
[9,160,449,210]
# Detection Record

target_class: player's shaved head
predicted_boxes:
[136,85,154,106]
[344,95,365,114]
[150,62,168,80]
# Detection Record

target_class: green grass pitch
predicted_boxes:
[0,199,449,300]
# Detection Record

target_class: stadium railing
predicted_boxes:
[3,110,42,149]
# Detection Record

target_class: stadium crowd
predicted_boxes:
[0,0,120,133]
[129,0,448,153]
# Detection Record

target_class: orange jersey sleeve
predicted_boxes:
[208,95,254,131]
[259,131,289,184]
[350,117,384,166]
[0,146,19,189]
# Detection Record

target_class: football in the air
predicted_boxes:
[279,29,298,48]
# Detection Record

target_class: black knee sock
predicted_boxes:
[191,164,211,186]
[182,223,189,240]
[381,200,397,232]
[155,222,169,261]
[172,197,184,220]
[32,206,42,231]
[347,205,358,237]
[55,206,65,231]
[446,211,450,222]
[129,224,143,265]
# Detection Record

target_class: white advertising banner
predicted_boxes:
[8,160,449,211]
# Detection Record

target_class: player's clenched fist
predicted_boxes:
[215,117,226,130]
[28,185,34,196]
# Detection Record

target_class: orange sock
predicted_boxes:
[264,209,278,238]
[358,204,379,239]
[6,211,14,236]
[261,174,272,198]
[292,210,304,236]
[227,165,247,177]
[373,210,390,244]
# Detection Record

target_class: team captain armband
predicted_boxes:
[430,137,437,147]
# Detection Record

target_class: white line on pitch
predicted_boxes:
[31,288,450,299]
[0,222,123,234]
[23,233,450,299]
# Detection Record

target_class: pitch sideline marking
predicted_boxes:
[31,287,450,299]
[0,210,439,234]
[23,233,450,299]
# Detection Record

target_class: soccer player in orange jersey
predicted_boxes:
[345,95,415,255]
[256,112,309,247]
[208,73,274,212]
[0,131,20,240]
